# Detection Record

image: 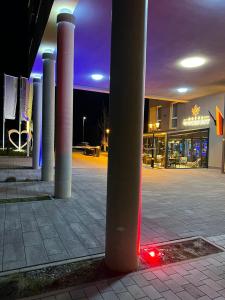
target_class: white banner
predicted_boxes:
[20,78,33,122]
[3,74,18,120]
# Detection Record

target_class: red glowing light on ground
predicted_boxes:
[141,247,164,266]
[149,251,156,257]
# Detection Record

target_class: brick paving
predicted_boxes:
[1,154,225,298]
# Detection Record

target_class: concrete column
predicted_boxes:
[32,78,42,169]
[42,52,55,181]
[55,13,75,198]
[105,0,148,272]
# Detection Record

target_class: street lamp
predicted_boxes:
[148,122,160,168]
[82,116,86,142]
[106,128,110,150]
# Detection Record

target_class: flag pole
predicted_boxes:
[27,121,30,157]
[2,74,5,151]
[2,117,5,151]
[19,77,21,152]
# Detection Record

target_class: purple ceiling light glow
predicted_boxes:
[31,0,225,100]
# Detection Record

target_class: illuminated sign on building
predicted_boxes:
[183,105,210,127]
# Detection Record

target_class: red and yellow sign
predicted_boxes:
[216,106,224,136]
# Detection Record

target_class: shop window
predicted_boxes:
[166,129,209,169]
[170,103,178,129]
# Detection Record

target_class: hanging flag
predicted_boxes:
[27,80,33,121]
[3,74,18,120]
[216,106,224,136]
[20,78,33,121]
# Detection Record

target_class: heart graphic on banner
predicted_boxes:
[8,129,32,150]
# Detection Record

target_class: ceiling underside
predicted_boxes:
[1,0,53,77]
[32,0,225,101]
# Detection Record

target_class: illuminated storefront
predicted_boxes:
[144,95,225,169]
[166,128,209,168]
[143,129,209,169]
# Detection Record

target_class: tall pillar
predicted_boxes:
[42,52,55,181]
[105,0,148,272]
[55,13,75,198]
[32,78,42,169]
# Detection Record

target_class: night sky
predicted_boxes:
[0,83,149,148]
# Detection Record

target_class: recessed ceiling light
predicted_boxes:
[58,7,73,14]
[39,44,56,54]
[91,74,104,81]
[179,56,207,68]
[31,73,42,79]
[177,87,188,93]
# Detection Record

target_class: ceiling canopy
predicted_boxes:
[32,0,225,101]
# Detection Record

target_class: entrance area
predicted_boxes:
[167,129,209,169]
[143,128,209,169]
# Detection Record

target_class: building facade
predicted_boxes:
[144,93,225,169]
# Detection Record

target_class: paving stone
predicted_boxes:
[3,242,25,263]
[101,291,118,300]
[39,224,59,239]
[142,285,161,299]
[109,279,127,293]
[198,284,220,298]
[176,290,196,300]
[131,274,149,287]
[23,230,43,246]
[4,228,23,245]
[84,286,103,300]
[120,276,136,287]
[43,238,66,256]
[169,274,189,286]
[56,293,72,300]
[70,289,86,299]
[127,285,146,299]
[96,281,112,293]
[48,251,70,262]
[21,219,38,232]
[183,283,205,298]
[161,290,180,300]
[117,292,134,300]
[3,260,26,271]
[25,244,49,265]
[153,270,169,281]
[202,278,224,291]
[149,279,169,293]
[142,271,157,281]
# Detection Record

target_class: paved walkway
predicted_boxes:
[1,154,225,298]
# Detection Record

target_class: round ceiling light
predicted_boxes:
[31,73,42,79]
[179,56,207,68]
[177,87,188,93]
[91,74,104,81]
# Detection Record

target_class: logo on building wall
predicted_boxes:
[192,105,201,117]
[183,105,210,127]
